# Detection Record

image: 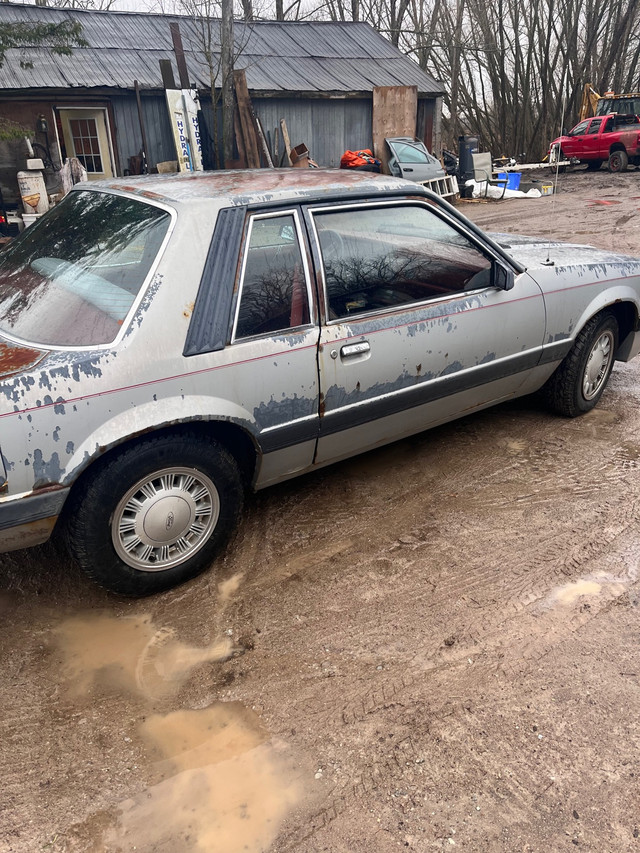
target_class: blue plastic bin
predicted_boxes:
[497,171,521,191]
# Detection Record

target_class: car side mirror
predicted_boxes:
[493,261,515,291]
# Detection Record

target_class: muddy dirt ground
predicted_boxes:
[2,167,640,853]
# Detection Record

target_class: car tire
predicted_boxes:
[65,433,244,596]
[608,150,629,172]
[586,159,603,171]
[543,311,618,418]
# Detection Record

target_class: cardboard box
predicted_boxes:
[290,144,309,166]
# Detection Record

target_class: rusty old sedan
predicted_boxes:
[1,170,639,595]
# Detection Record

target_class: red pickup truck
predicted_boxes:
[549,113,640,172]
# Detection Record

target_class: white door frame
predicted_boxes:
[53,104,117,177]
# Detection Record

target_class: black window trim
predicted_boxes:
[184,205,246,357]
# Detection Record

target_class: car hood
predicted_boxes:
[0,337,48,380]
[548,135,569,148]
[489,233,640,274]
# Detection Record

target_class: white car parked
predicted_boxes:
[0,170,638,595]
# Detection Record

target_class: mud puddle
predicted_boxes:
[50,576,305,851]
[107,704,301,853]
[545,570,635,608]
[54,611,234,699]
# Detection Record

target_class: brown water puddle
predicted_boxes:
[53,612,233,698]
[105,704,301,852]
[547,573,628,607]
[51,575,306,851]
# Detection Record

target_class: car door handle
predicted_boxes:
[340,341,370,358]
[403,167,414,172]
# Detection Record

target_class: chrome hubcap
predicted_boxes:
[583,330,614,400]
[112,467,219,572]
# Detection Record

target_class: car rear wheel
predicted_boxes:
[608,150,629,172]
[543,311,618,417]
[65,433,244,596]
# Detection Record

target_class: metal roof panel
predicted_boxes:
[0,5,443,96]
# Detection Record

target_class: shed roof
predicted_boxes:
[0,4,443,96]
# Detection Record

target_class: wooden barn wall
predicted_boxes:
[0,91,440,204]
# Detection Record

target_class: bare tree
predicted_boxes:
[33,0,120,9]
[398,0,640,158]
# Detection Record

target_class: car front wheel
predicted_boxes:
[65,433,244,596]
[543,312,618,417]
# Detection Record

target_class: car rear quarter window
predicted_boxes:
[313,204,492,320]
[0,189,171,348]
[234,213,310,340]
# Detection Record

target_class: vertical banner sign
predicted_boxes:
[182,89,203,169]
[165,89,203,172]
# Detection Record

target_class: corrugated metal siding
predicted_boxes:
[253,97,374,167]
[142,95,177,165]
[111,93,176,171]
[0,6,443,96]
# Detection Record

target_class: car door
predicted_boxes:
[582,118,604,158]
[386,138,445,182]
[598,116,615,156]
[306,200,546,465]
[561,119,590,157]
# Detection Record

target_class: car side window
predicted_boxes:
[587,118,602,134]
[390,142,433,164]
[569,121,589,136]
[234,213,310,340]
[313,204,493,320]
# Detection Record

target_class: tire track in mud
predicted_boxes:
[245,439,639,725]
[273,496,640,849]
[280,583,640,851]
[293,486,639,672]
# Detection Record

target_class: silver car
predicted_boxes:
[1,170,639,595]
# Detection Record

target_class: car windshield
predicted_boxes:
[0,189,171,347]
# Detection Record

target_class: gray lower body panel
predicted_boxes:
[0,487,70,553]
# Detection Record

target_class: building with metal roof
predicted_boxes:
[0,3,444,203]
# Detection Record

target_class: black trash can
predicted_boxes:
[458,135,479,182]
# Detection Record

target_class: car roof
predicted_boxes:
[79,168,421,206]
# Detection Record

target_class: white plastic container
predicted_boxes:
[17,170,49,215]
